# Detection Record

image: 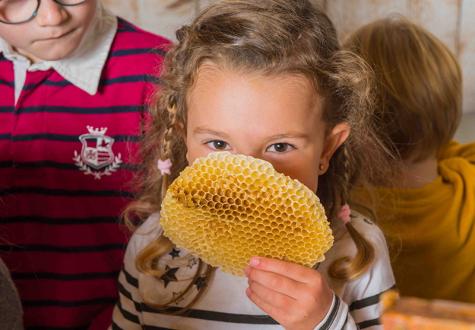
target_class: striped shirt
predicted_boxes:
[112,211,395,329]
[0,10,169,330]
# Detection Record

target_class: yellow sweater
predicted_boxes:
[352,141,475,303]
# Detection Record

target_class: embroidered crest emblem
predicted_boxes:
[73,126,122,179]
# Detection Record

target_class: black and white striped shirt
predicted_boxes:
[111,211,395,329]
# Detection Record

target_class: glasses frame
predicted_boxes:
[0,0,87,25]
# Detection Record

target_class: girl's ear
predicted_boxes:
[319,123,350,174]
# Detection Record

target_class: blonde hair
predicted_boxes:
[344,17,462,162]
[126,0,396,309]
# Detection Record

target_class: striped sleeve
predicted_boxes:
[326,286,396,330]
[111,268,143,329]
[111,257,143,328]
[111,236,145,328]
[317,216,396,330]
[111,215,162,329]
[312,294,355,329]
[314,286,397,330]
[343,217,396,329]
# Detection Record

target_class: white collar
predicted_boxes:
[0,5,117,96]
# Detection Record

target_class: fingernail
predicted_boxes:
[246,287,252,296]
[249,257,260,267]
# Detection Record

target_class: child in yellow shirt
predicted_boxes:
[345,17,475,303]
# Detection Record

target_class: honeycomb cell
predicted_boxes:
[160,152,334,276]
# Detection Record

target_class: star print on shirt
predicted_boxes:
[169,248,181,259]
[187,257,199,269]
[194,276,207,290]
[160,266,179,288]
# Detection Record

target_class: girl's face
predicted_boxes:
[186,63,349,192]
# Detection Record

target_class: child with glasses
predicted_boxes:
[0,0,169,328]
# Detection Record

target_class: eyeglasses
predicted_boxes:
[0,0,87,25]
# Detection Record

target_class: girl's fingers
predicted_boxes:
[248,279,297,310]
[245,286,288,326]
[248,256,319,284]
[245,258,335,330]
[245,265,306,299]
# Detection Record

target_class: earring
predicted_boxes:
[319,163,325,173]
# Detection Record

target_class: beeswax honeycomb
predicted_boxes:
[160,152,334,276]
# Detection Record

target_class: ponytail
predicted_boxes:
[327,144,375,281]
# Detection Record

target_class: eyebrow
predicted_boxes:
[193,127,309,140]
[267,133,309,140]
[193,127,230,138]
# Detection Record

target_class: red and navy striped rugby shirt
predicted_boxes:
[0,17,169,329]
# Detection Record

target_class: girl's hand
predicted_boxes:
[244,256,334,330]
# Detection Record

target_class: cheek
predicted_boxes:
[299,168,319,192]
[312,175,320,193]
[185,138,204,164]
[0,28,29,49]
[77,5,97,28]
[273,159,319,192]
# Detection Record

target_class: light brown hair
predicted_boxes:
[126,0,395,310]
[344,17,462,161]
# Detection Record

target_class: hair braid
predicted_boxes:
[159,101,179,201]
[329,144,375,280]
[136,94,216,311]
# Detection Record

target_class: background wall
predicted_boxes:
[103,0,474,140]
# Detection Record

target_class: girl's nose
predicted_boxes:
[36,0,69,26]
[233,148,260,160]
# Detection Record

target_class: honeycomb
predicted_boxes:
[160,152,334,276]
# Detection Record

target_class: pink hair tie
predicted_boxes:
[157,159,172,175]
[338,204,351,225]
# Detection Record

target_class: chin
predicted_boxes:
[42,53,73,61]
[30,35,81,62]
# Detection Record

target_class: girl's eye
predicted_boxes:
[266,143,295,153]
[206,140,230,150]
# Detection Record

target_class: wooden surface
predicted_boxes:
[103,0,475,114]
[382,291,475,329]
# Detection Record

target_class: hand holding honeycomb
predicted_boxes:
[160,152,334,276]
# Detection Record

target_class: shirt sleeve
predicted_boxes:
[110,241,144,329]
[345,218,396,329]
[110,215,162,329]
[313,294,358,329]
[320,217,396,330]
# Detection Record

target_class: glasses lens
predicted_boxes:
[55,0,87,6]
[0,0,38,24]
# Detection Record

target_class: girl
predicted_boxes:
[112,0,395,329]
